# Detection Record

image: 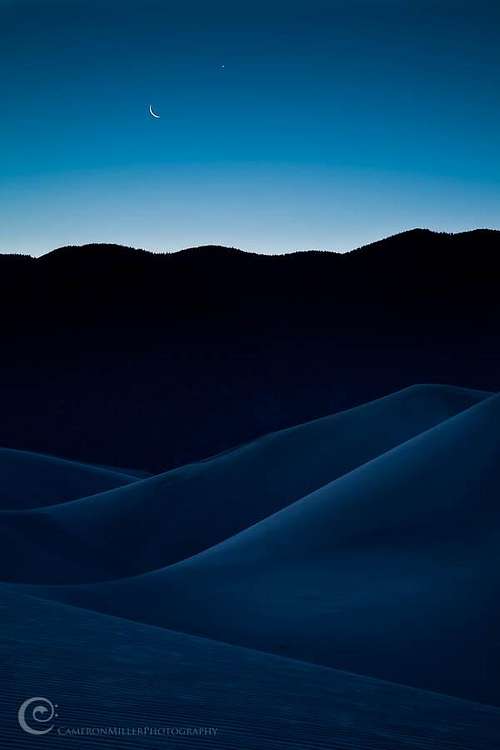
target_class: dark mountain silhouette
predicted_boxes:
[0,228,499,471]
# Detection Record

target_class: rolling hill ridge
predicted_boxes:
[0,229,499,471]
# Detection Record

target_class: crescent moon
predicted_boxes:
[149,105,160,119]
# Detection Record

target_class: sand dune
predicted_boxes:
[0,447,139,510]
[14,390,500,706]
[2,587,499,750]
[0,384,489,583]
[3,381,500,747]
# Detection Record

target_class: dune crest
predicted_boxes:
[0,384,489,583]
[1,385,500,710]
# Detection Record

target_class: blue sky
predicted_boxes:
[1,0,499,254]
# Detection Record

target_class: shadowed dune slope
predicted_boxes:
[0,447,140,510]
[0,384,490,583]
[2,588,500,750]
[23,392,500,706]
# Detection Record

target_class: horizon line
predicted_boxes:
[1,226,498,259]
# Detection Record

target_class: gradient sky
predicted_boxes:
[1,0,500,255]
